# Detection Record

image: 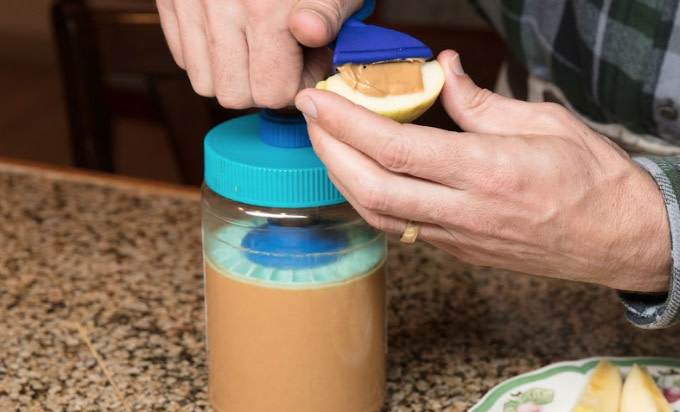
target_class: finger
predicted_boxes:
[201,2,252,108]
[296,88,498,188]
[329,168,454,246]
[174,0,214,96]
[156,0,184,68]
[289,0,364,47]
[437,50,582,136]
[329,165,476,252]
[306,119,461,225]
[327,169,414,235]
[247,20,304,107]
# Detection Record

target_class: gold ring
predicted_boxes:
[400,221,421,243]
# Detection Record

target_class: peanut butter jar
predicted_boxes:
[202,110,387,412]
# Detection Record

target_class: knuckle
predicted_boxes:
[308,130,325,155]
[170,49,186,69]
[243,1,271,21]
[251,86,296,109]
[540,101,569,116]
[535,102,575,130]
[478,220,501,238]
[466,87,495,116]
[378,137,412,173]
[189,80,214,98]
[312,0,343,30]
[483,153,523,194]
[215,91,252,109]
[185,63,213,96]
[354,174,389,213]
[252,96,288,109]
[364,213,392,233]
[461,215,501,239]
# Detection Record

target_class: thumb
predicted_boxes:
[438,50,571,136]
[289,0,364,48]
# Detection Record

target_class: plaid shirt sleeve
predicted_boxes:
[471,0,680,328]
[618,157,680,328]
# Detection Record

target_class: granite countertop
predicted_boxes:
[1,161,678,412]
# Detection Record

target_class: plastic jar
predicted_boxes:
[201,110,387,412]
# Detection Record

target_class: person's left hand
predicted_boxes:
[295,50,672,293]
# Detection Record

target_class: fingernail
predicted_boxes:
[450,54,465,76]
[295,96,317,120]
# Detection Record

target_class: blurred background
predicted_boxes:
[0,0,505,186]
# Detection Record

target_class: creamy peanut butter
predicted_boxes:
[338,59,425,97]
[205,259,386,412]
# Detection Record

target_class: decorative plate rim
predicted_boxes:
[469,356,680,412]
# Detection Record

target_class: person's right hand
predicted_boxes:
[156,0,363,109]
[295,50,672,293]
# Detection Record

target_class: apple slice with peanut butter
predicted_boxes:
[317,59,444,123]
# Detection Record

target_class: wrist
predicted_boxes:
[615,156,680,328]
[613,160,672,293]
[601,162,671,293]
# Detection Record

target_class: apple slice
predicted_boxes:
[571,360,622,412]
[316,60,444,123]
[621,364,673,412]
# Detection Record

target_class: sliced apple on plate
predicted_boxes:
[621,364,673,412]
[571,360,622,412]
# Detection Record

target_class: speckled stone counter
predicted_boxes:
[1,161,679,412]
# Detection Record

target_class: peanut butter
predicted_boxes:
[338,59,425,97]
[205,258,387,412]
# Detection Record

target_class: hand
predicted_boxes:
[156,0,362,108]
[295,50,672,293]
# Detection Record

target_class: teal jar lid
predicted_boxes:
[204,110,345,208]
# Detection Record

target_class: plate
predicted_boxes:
[469,357,680,412]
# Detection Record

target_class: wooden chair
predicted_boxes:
[51,0,245,185]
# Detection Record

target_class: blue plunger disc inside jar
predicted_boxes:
[241,222,348,269]
[207,220,384,286]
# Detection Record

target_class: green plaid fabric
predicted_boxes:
[472,0,680,139]
[472,0,680,328]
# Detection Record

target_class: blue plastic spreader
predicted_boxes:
[332,17,433,67]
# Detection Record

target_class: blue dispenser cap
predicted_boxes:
[257,109,310,148]
[332,17,433,67]
[204,110,345,208]
[204,110,350,269]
